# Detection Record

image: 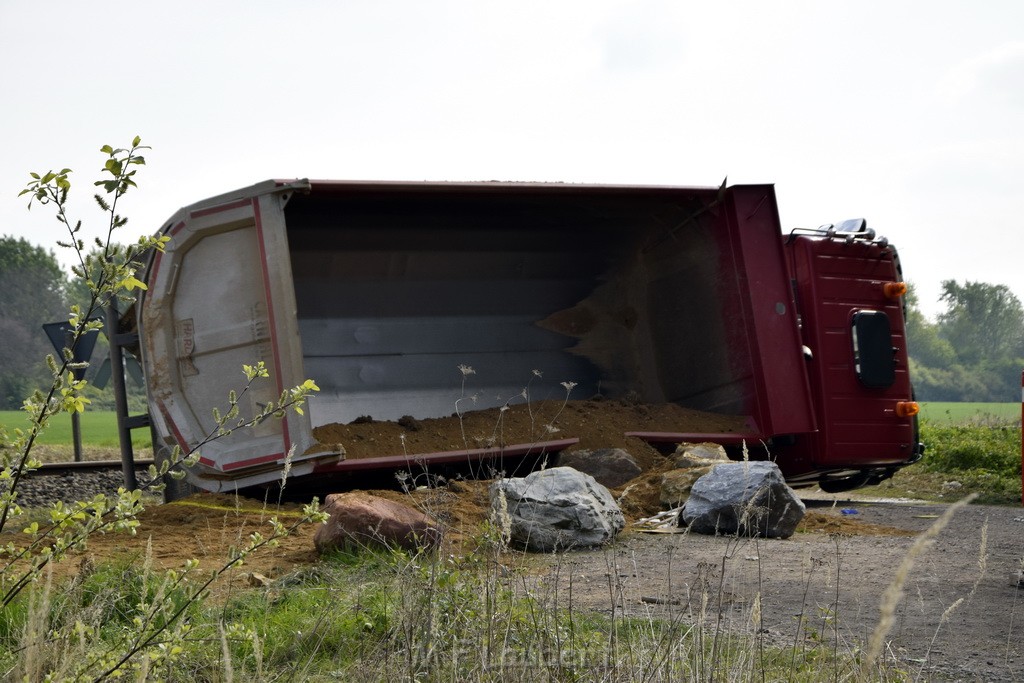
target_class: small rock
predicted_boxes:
[314,492,442,553]
[673,442,730,469]
[558,448,642,488]
[660,466,715,507]
[247,572,272,588]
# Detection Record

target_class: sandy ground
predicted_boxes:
[13,487,1020,682]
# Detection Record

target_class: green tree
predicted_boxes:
[0,237,69,407]
[908,358,989,401]
[907,280,1024,401]
[937,280,1024,366]
[904,284,957,368]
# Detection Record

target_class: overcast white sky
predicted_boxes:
[1,1,1021,320]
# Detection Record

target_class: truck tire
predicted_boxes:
[818,471,870,493]
[155,445,198,503]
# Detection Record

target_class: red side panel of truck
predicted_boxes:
[718,186,818,438]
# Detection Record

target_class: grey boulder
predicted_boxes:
[490,466,625,551]
[681,461,805,539]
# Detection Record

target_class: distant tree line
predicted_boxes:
[0,237,69,408]
[905,281,1024,402]
[0,235,143,410]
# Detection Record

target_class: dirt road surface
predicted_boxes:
[530,498,1024,682]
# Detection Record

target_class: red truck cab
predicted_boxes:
[778,220,922,489]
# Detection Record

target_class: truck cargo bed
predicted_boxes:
[141,180,821,490]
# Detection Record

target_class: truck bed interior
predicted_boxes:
[283,183,761,431]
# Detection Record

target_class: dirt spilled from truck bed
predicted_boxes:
[7,401,913,609]
[311,398,748,473]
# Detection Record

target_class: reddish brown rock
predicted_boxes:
[314,492,442,552]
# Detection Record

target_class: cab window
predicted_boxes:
[851,310,895,388]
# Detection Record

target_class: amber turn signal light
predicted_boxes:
[895,401,920,418]
[882,281,908,299]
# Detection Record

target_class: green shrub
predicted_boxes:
[920,422,1021,478]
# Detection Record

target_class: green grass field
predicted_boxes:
[0,410,151,449]
[920,402,1021,425]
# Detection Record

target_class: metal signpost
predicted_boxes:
[41,321,100,462]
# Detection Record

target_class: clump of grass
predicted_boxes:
[862,419,1021,504]
[919,420,1021,477]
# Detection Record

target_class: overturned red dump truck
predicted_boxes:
[138,179,922,494]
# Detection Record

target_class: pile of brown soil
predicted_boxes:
[313,399,747,473]
[796,510,918,536]
[310,399,750,522]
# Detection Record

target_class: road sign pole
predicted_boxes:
[66,328,84,462]
[71,412,83,462]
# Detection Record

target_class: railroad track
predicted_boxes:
[32,458,155,476]
[14,459,158,508]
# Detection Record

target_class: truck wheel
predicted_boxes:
[818,472,870,493]
[155,446,198,503]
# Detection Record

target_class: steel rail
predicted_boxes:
[30,459,156,476]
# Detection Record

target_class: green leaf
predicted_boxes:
[100,144,114,154]
[117,275,148,291]
[132,135,141,147]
